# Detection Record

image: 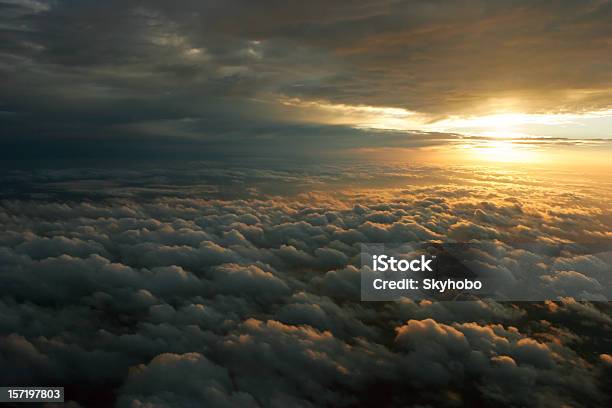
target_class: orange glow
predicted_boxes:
[462,140,540,163]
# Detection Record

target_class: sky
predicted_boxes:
[1,2,612,407]
[1,0,612,163]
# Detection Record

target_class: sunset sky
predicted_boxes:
[2,0,612,165]
[1,2,611,408]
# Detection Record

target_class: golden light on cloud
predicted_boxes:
[280,97,612,140]
[279,97,424,130]
[278,97,612,170]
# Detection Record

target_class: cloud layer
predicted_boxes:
[2,0,612,157]
[0,163,610,407]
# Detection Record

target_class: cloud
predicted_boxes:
[0,163,610,406]
[117,353,258,408]
[1,1,611,158]
[393,319,603,406]
[209,263,291,301]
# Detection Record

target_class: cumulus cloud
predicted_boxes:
[0,163,610,407]
[393,319,603,406]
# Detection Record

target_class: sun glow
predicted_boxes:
[464,139,540,163]
[433,113,541,138]
[280,97,612,139]
[429,111,611,138]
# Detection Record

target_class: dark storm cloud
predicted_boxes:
[1,0,611,157]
